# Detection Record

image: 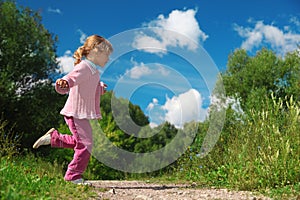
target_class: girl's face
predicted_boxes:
[96,50,110,67]
[88,45,111,67]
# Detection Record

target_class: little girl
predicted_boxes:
[33,34,113,185]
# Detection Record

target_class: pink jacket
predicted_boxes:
[55,60,105,119]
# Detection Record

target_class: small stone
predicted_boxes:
[191,182,197,187]
[135,195,149,200]
[108,188,116,194]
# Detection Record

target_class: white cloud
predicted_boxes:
[48,7,62,14]
[56,31,89,74]
[133,34,167,54]
[146,89,208,129]
[147,102,155,110]
[127,63,152,79]
[163,89,206,128]
[152,98,159,104]
[125,60,170,80]
[133,8,208,54]
[77,29,87,44]
[157,65,170,76]
[154,9,208,44]
[263,24,285,47]
[146,98,166,128]
[147,98,159,110]
[290,16,300,28]
[57,50,74,74]
[234,20,300,55]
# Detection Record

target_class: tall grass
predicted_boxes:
[0,118,20,159]
[220,95,299,189]
[169,95,300,199]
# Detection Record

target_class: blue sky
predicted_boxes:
[16,0,300,128]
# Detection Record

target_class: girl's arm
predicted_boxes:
[62,63,89,87]
[55,63,89,94]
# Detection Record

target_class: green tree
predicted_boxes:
[0,1,65,149]
[222,48,300,110]
[98,91,149,152]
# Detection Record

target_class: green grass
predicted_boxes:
[159,95,300,199]
[0,154,97,200]
[1,95,299,200]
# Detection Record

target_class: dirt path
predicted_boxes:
[88,180,272,200]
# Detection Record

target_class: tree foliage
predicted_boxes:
[222,48,300,110]
[0,1,65,149]
[99,91,181,153]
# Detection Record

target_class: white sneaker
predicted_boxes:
[32,128,55,149]
[70,178,92,186]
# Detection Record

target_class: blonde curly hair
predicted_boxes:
[73,35,113,65]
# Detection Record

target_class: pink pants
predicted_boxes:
[50,116,93,181]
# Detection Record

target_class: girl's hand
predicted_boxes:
[103,83,107,93]
[56,79,69,89]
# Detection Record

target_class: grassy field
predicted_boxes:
[0,155,97,200]
[1,96,299,200]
